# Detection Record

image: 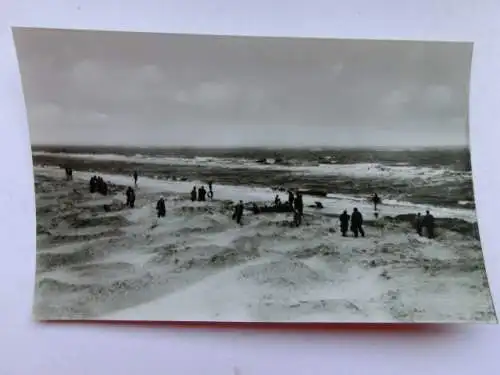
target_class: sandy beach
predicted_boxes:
[33,159,495,322]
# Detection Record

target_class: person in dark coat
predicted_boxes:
[126,187,136,208]
[190,186,197,202]
[422,210,435,239]
[293,209,302,227]
[350,208,365,238]
[274,195,281,207]
[89,176,97,193]
[156,196,166,218]
[232,200,244,225]
[372,193,381,211]
[415,213,423,236]
[339,210,350,237]
[207,181,214,199]
[96,177,103,194]
[133,171,138,187]
[65,167,72,181]
[288,190,295,208]
[294,192,304,216]
[101,181,108,196]
[198,186,207,201]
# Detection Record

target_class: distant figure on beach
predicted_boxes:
[232,200,244,225]
[350,208,365,238]
[274,195,281,206]
[415,213,423,236]
[95,177,102,193]
[133,171,138,187]
[339,210,350,237]
[95,177,107,196]
[97,178,108,196]
[190,186,197,202]
[89,176,97,193]
[293,209,302,227]
[156,196,166,218]
[65,167,73,181]
[294,192,304,217]
[372,193,381,211]
[198,186,207,202]
[422,210,435,239]
[126,187,136,208]
[207,180,214,199]
[288,190,295,208]
[102,181,108,196]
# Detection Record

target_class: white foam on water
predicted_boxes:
[33,151,470,182]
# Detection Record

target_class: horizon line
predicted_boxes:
[31,143,470,151]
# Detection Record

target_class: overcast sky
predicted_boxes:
[13,28,472,148]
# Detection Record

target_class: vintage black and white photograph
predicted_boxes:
[13,27,496,322]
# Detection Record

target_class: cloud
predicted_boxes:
[30,102,61,121]
[172,81,269,112]
[14,29,471,147]
[174,82,238,107]
[381,88,412,107]
[69,60,166,102]
[423,85,453,108]
[330,63,343,79]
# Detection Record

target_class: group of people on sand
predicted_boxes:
[415,210,435,239]
[337,206,436,239]
[155,182,213,219]
[190,181,214,202]
[272,190,304,226]
[339,208,365,237]
[74,167,440,239]
[89,175,109,196]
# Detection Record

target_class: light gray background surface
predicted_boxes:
[1,0,499,374]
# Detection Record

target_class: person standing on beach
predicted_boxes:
[90,176,99,193]
[274,194,281,207]
[208,180,214,199]
[422,210,435,239]
[288,190,295,209]
[339,210,350,237]
[101,180,108,196]
[156,196,166,218]
[415,213,423,236]
[65,167,73,181]
[350,208,365,238]
[133,171,138,187]
[198,186,207,201]
[293,209,302,227]
[191,186,197,202]
[232,200,244,225]
[126,187,136,208]
[295,192,304,217]
[372,193,381,211]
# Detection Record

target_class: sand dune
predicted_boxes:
[33,167,494,322]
